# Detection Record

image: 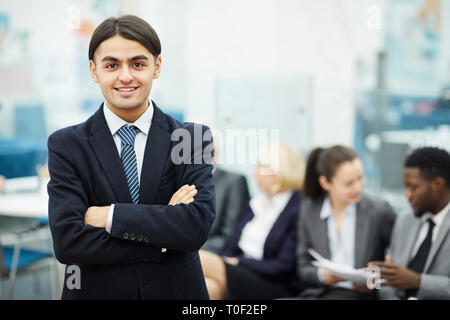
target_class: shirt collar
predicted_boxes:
[103,100,154,136]
[420,200,450,228]
[250,191,293,216]
[320,196,356,220]
[270,191,294,210]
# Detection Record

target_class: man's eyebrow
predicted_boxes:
[130,55,149,61]
[100,55,149,63]
[101,56,119,63]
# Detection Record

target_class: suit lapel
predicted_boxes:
[88,106,132,203]
[139,105,171,204]
[354,199,370,268]
[401,218,422,266]
[424,208,450,272]
[313,199,331,259]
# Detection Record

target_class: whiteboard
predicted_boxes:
[214,75,313,196]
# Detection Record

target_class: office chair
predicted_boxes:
[0,227,60,300]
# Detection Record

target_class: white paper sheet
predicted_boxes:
[308,249,373,285]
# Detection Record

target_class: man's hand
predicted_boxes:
[168,184,197,206]
[368,256,421,290]
[223,256,239,266]
[353,284,373,293]
[322,269,346,285]
[85,206,110,228]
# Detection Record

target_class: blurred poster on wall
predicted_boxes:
[0,65,33,97]
[385,0,441,91]
[0,12,8,50]
[0,11,33,98]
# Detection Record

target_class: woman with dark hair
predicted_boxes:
[297,145,396,299]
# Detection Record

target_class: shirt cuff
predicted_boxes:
[105,204,115,234]
[317,267,325,283]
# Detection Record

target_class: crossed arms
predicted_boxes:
[47,130,215,266]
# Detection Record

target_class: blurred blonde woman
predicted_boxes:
[200,143,306,299]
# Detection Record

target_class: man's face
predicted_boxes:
[404,168,436,217]
[89,34,161,114]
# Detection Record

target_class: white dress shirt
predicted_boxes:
[410,200,450,259]
[318,196,357,289]
[238,191,293,260]
[103,101,153,233]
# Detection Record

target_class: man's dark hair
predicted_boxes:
[88,15,161,62]
[405,147,450,187]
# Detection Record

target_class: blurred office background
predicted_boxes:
[0,0,449,299]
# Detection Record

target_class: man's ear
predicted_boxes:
[153,55,162,79]
[89,60,99,83]
[431,176,445,192]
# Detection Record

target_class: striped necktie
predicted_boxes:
[117,125,140,204]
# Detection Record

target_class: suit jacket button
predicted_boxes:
[130,234,136,241]
[137,235,143,242]
[123,233,129,240]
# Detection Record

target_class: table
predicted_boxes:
[0,176,48,233]
[0,176,48,219]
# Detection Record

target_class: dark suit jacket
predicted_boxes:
[297,194,395,296]
[380,207,450,299]
[201,168,250,254]
[223,191,305,294]
[47,102,216,299]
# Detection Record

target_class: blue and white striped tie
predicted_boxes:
[117,125,140,204]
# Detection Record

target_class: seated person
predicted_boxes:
[200,143,305,299]
[297,145,396,299]
[199,122,250,254]
[371,147,450,300]
[202,166,250,254]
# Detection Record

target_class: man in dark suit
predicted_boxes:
[202,167,250,254]
[372,147,450,299]
[47,15,215,299]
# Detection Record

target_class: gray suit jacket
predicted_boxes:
[379,207,450,300]
[297,194,395,292]
[201,168,250,254]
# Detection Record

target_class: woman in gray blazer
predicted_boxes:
[297,145,396,299]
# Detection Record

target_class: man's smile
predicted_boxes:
[114,86,140,96]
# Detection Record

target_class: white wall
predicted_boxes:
[126,0,370,148]
[8,0,441,148]
[0,0,119,135]
[183,0,359,147]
